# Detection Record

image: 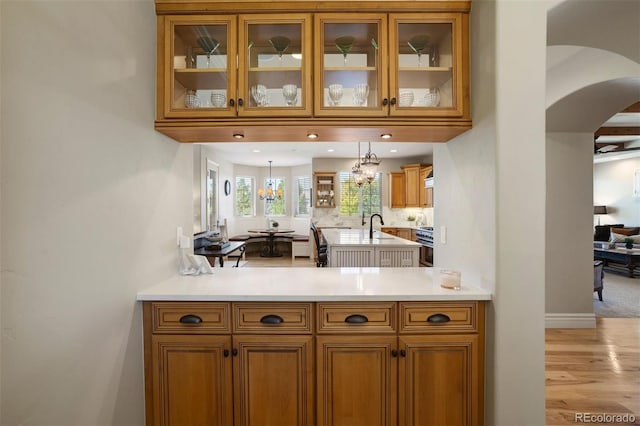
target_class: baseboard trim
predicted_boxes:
[545,313,596,328]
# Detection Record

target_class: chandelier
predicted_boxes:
[352,142,365,187]
[360,141,381,183]
[258,160,283,202]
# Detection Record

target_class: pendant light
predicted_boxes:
[352,142,365,187]
[258,160,283,202]
[360,141,381,183]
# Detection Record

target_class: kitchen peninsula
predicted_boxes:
[138,268,490,426]
[322,228,421,267]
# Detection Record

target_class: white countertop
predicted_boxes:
[322,228,421,247]
[136,267,491,302]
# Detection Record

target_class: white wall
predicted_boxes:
[545,133,595,321]
[594,157,640,226]
[1,1,191,424]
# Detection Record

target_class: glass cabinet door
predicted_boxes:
[164,16,237,118]
[237,14,312,117]
[389,13,465,117]
[314,14,388,117]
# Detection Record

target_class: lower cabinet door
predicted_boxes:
[151,334,233,426]
[316,335,398,426]
[398,335,480,426]
[232,335,315,426]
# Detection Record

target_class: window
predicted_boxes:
[339,171,382,216]
[294,176,312,217]
[264,177,286,216]
[206,160,218,230]
[235,176,255,217]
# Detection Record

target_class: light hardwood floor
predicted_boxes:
[546,318,640,425]
[239,255,640,425]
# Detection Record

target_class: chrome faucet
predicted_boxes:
[369,214,384,239]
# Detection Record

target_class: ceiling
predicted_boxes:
[594,101,640,155]
[200,141,434,167]
[546,0,640,160]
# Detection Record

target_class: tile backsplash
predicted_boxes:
[313,207,433,229]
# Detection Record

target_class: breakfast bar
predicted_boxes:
[322,228,421,267]
[137,267,490,426]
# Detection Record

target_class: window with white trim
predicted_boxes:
[339,171,382,216]
[294,176,312,217]
[235,176,255,217]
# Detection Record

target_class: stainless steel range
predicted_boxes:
[414,227,434,267]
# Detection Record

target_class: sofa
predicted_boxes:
[593,224,640,277]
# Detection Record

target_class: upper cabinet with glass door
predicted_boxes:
[161,16,237,118]
[389,13,466,117]
[237,14,312,117]
[314,14,388,117]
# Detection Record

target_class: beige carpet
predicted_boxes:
[593,271,640,317]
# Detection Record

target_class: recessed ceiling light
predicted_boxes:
[252,149,261,153]
[307,132,319,139]
[381,133,392,139]
[328,148,335,152]
[390,149,398,153]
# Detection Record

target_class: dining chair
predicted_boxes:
[311,224,328,267]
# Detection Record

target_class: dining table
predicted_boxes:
[194,241,246,267]
[247,228,295,257]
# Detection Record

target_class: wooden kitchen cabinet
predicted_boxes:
[314,13,388,117]
[398,302,484,426]
[143,302,314,426]
[390,164,432,209]
[154,1,471,143]
[233,335,314,425]
[389,172,405,208]
[158,15,238,119]
[399,335,481,425]
[157,13,312,120]
[402,164,423,207]
[389,13,467,118]
[316,301,484,426]
[420,165,434,207]
[381,227,412,241]
[144,300,485,426]
[314,172,336,208]
[150,334,233,426]
[317,335,398,426]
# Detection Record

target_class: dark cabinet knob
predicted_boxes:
[232,348,238,357]
[391,350,398,357]
[427,313,451,323]
[400,349,407,357]
[344,314,369,324]
[382,98,389,106]
[229,99,235,107]
[237,98,244,106]
[390,97,397,105]
[260,314,284,324]
[223,349,230,357]
[179,314,202,324]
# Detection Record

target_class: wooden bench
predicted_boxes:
[229,233,309,259]
[291,234,310,259]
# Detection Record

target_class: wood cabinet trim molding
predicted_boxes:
[156,1,472,15]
